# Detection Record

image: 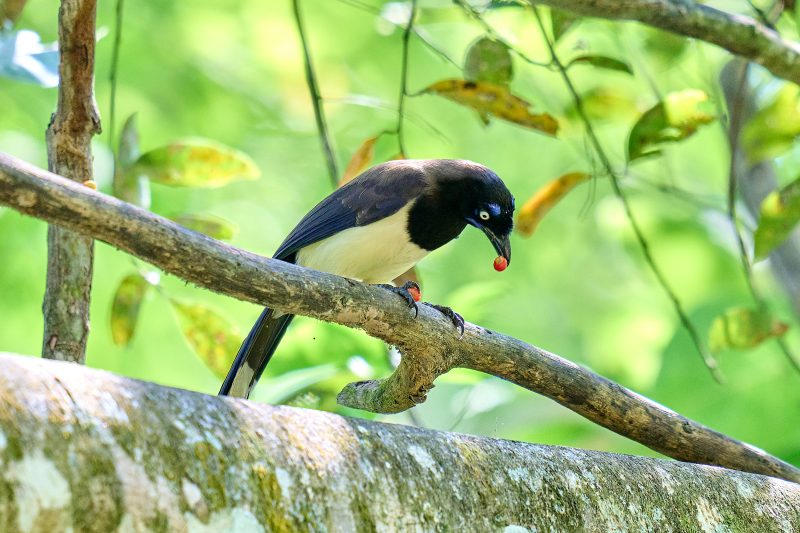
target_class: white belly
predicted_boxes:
[295,204,428,284]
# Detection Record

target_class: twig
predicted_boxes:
[108,0,125,151]
[42,0,101,363]
[1,151,799,482]
[532,0,800,86]
[528,4,723,381]
[395,0,418,156]
[292,0,338,186]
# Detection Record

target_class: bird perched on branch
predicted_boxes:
[219,159,515,399]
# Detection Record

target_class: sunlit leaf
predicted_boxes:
[171,300,242,377]
[742,84,800,164]
[424,79,558,136]
[708,307,788,354]
[464,37,513,86]
[516,172,590,236]
[171,213,239,240]
[754,177,800,259]
[627,89,715,162]
[340,135,379,186]
[110,273,152,347]
[567,55,632,75]
[132,139,260,188]
[550,8,578,42]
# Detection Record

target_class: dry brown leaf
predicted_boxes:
[340,135,379,186]
[425,79,558,136]
[516,172,590,236]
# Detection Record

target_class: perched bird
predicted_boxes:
[219,159,515,398]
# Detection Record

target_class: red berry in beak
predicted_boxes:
[494,256,508,272]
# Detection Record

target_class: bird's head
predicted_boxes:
[461,173,515,267]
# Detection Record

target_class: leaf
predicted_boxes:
[550,8,578,42]
[171,300,242,378]
[567,55,632,75]
[132,139,260,188]
[627,89,715,162]
[754,176,800,259]
[708,307,788,354]
[516,172,590,236]
[464,37,513,86]
[171,213,239,240]
[424,79,558,136]
[110,273,151,347]
[340,135,379,186]
[113,114,151,208]
[742,84,800,164]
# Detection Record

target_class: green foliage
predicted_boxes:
[708,307,788,354]
[110,273,151,347]
[170,300,241,378]
[133,139,260,188]
[464,37,513,86]
[742,84,800,164]
[566,55,632,75]
[171,213,238,241]
[627,89,715,161]
[754,176,800,259]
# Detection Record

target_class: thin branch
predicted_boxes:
[528,4,723,381]
[395,0,418,156]
[532,0,800,86]
[1,152,799,482]
[42,0,101,363]
[292,0,338,186]
[108,0,125,151]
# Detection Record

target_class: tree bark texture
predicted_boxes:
[42,0,101,363]
[1,152,799,485]
[534,0,800,86]
[0,353,797,532]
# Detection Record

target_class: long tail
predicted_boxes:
[219,307,294,398]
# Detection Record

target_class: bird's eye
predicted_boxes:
[478,210,490,221]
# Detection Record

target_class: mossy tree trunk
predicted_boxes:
[0,353,797,532]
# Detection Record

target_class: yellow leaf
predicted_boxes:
[340,135,379,186]
[516,172,590,236]
[424,79,558,136]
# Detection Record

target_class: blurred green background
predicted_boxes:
[1,0,799,466]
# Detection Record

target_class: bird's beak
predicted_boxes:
[481,227,512,265]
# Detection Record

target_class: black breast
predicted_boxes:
[406,187,467,251]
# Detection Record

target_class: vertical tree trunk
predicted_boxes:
[42,0,101,363]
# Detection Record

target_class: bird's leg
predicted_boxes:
[377,281,420,317]
[426,304,465,337]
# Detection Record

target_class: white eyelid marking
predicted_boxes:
[479,210,490,220]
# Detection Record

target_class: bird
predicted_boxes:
[219,159,515,399]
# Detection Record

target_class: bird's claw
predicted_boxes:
[378,281,420,317]
[428,304,465,337]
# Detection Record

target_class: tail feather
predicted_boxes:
[219,307,294,398]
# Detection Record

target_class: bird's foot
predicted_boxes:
[377,281,420,317]
[427,304,465,337]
